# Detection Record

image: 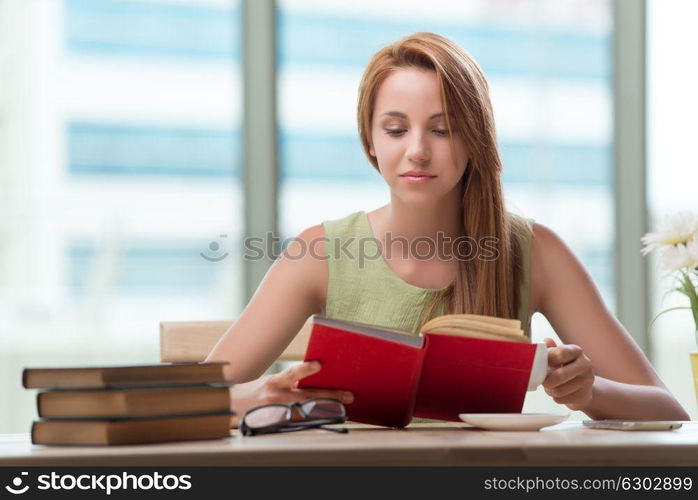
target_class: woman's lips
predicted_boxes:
[400,174,437,183]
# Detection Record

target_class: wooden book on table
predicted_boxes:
[298,314,548,428]
[37,384,231,419]
[23,362,228,390]
[31,412,234,445]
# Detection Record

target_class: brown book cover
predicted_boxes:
[37,384,232,419]
[31,412,234,445]
[23,362,228,390]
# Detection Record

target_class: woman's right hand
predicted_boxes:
[228,361,354,427]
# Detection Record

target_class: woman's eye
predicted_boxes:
[383,129,449,137]
[385,129,406,136]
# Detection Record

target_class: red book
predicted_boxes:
[298,315,548,428]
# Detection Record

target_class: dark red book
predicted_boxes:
[298,315,548,428]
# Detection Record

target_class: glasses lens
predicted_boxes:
[301,398,345,419]
[244,405,289,429]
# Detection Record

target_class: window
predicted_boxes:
[0,0,242,432]
[647,0,698,418]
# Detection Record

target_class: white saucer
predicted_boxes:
[458,413,569,431]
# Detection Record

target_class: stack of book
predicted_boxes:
[23,362,234,445]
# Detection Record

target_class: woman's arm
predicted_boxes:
[207,224,327,381]
[206,224,353,424]
[531,223,690,420]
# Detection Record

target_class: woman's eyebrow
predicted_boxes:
[380,111,445,119]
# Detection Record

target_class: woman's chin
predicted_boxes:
[394,191,447,208]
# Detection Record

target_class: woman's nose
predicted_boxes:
[405,131,431,163]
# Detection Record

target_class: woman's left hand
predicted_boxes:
[542,338,595,411]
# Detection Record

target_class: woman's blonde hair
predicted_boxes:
[357,32,531,322]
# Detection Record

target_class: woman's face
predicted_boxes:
[370,67,468,208]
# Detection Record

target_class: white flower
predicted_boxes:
[660,239,698,272]
[641,211,698,256]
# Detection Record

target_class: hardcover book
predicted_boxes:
[31,412,234,445]
[37,384,231,419]
[23,362,228,390]
[297,314,548,427]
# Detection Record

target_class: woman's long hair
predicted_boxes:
[357,32,531,322]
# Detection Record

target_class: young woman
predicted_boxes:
[207,32,689,424]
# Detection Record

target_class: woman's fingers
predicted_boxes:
[547,343,583,367]
[541,342,595,410]
[545,370,593,399]
[295,388,354,404]
[259,389,353,405]
[544,355,590,388]
[263,361,354,404]
[550,384,592,406]
[549,386,581,405]
[269,361,321,388]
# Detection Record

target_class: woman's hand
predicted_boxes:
[229,361,354,427]
[542,337,595,411]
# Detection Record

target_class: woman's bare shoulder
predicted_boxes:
[528,222,587,314]
[530,222,587,272]
[285,223,329,312]
[529,221,606,315]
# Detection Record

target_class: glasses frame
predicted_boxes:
[240,397,348,437]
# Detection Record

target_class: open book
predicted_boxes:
[297,314,548,428]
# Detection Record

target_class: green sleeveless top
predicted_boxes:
[323,211,534,337]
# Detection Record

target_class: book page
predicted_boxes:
[423,326,528,343]
[422,314,521,330]
[420,314,527,342]
[313,316,424,348]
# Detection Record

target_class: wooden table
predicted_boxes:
[2,422,698,466]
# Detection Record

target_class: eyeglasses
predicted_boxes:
[240,398,348,436]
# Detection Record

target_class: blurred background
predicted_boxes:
[0,0,696,432]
